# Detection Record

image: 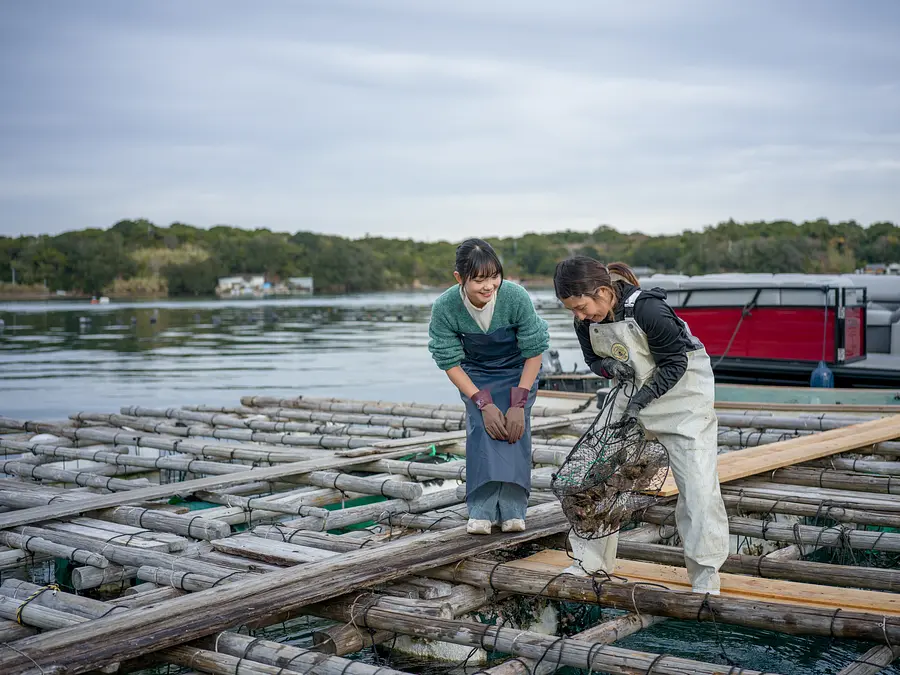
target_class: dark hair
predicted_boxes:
[608,262,640,286]
[455,238,504,283]
[553,256,639,299]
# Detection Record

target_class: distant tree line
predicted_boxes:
[0,218,898,297]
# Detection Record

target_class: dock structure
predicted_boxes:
[0,393,900,674]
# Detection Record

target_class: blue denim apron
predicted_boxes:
[459,325,537,497]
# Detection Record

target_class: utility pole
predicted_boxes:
[11,264,15,285]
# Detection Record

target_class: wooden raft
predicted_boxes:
[658,414,900,496]
[510,549,900,617]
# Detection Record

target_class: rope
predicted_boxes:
[15,583,59,624]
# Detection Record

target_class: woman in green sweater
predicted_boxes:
[428,239,550,534]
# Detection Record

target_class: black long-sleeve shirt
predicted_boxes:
[574,282,700,404]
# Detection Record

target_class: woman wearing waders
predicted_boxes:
[428,239,550,534]
[553,257,729,594]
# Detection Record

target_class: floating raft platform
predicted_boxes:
[1,393,900,674]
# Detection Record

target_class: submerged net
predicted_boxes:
[551,382,670,538]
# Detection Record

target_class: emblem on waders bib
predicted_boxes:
[610,343,629,362]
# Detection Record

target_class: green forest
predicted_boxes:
[1,218,898,297]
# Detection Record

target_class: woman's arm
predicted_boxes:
[518,354,542,390]
[445,365,479,398]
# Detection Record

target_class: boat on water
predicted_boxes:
[540,272,900,393]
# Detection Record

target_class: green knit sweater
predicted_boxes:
[427,280,551,370]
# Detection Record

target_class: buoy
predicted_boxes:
[810,360,835,388]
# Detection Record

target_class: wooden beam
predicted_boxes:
[0,503,570,674]
[510,550,900,617]
[658,414,900,496]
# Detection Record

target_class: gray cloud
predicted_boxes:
[1,0,898,239]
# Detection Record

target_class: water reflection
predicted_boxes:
[0,292,583,421]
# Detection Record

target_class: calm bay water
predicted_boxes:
[0,290,583,421]
[1,291,893,674]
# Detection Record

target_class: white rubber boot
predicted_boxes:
[466,519,492,535]
[501,519,526,532]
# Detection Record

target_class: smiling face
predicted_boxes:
[560,287,616,322]
[455,270,501,308]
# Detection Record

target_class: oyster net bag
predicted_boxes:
[551,383,670,539]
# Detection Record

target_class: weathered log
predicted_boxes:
[0,502,570,673]
[106,585,183,608]
[0,619,36,641]
[837,644,900,674]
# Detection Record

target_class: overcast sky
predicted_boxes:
[1,1,898,240]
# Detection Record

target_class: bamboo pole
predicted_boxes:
[0,488,230,540]
[281,486,464,532]
[75,412,392,447]
[760,467,900,494]
[201,631,415,675]
[160,646,307,675]
[0,460,149,491]
[486,613,667,675]
[616,541,900,592]
[0,531,109,569]
[0,439,431,531]
[186,404,466,432]
[240,396,468,418]
[115,406,428,438]
[307,598,775,675]
[716,413,879,431]
[422,557,900,644]
[637,505,900,552]
[15,526,257,582]
[308,584,495,656]
[723,482,900,513]
[720,492,900,528]
[809,456,900,477]
[0,580,129,620]
[25,440,421,501]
